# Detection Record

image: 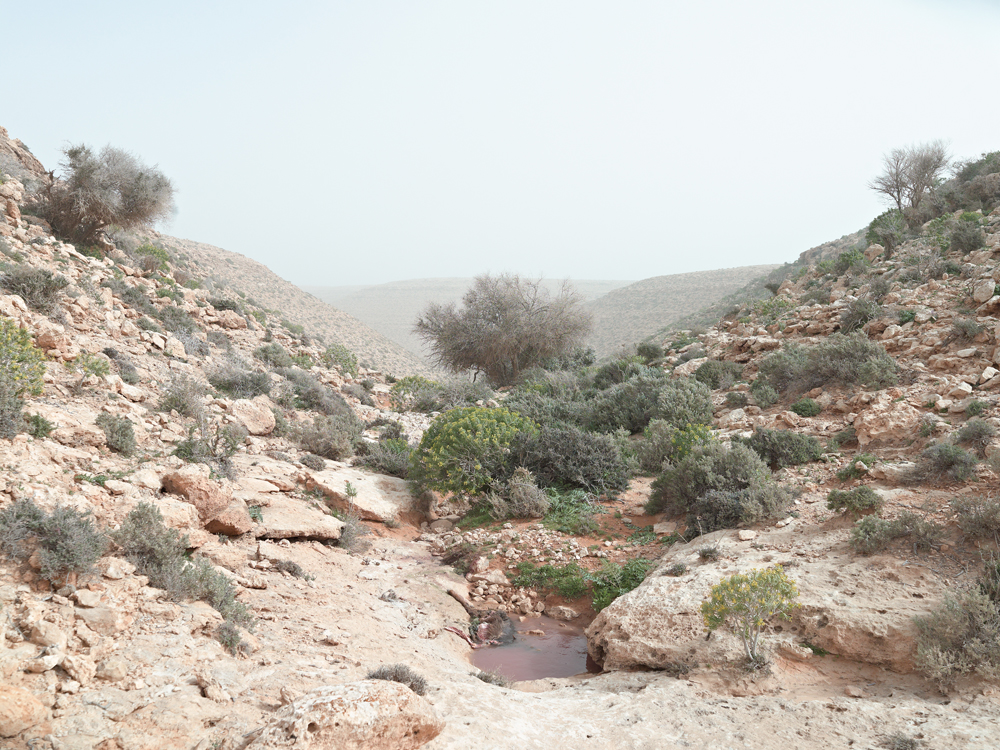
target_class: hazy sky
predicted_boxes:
[4,1,999,287]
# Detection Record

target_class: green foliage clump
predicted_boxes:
[76,352,110,378]
[277,368,350,415]
[25,413,54,438]
[701,565,799,662]
[849,512,943,555]
[366,664,428,695]
[917,442,978,481]
[737,427,822,469]
[296,413,363,460]
[655,376,713,429]
[726,391,749,408]
[950,216,985,254]
[866,209,907,257]
[480,467,550,520]
[590,558,652,612]
[836,453,877,480]
[756,333,897,394]
[646,442,790,531]
[833,248,867,277]
[541,488,603,536]
[0,499,107,581]
[512,560,589,599]
[636,421,715,475]
[839,298,882,333]
[951,318,983,341]
[826,486,883,516]
[389,375,439,411]
[301,453,326,471]
[159,375,206,418]
[750,381,779,408]
[353,438,411,479]
[951,496,1000,542]
[790,398,822,417]
[514,425,629,498]
[635,341,664,363]
[0,265,69,314]
[694,359,743,390]
[95,412,136,456]
[956,417,995,455]
[254,342,293,368]
[208,364,272,399]
[174,417,247,467]
[322,344,359,377]
[588,369,665,433]
[0,317,46,438]
[409,407,538,496]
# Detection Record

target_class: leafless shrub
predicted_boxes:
[870,141,950,212]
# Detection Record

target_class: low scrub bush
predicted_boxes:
[254,343,293,368]
[174,332,209,358]
[175,415,248,467]
[836,453,876,480]
[866,209,907,257]
[25,413,54,438]
[0,317,46,438]
[209,364,272,399]
[352,438,411,478]
[481,467,550,520]
[952,496,1000,542]
[756,333,897,394]
[950,218,986,254]
[750,381,779,408]
[737,427,822,469]
[956,417,995,455]
[694,359,743,390]
[0,265,69,314]
[296,413,363,460]
[157,304,195,334]
[637,421,715,474]
[839,298,882,333]
[916,443,978,481]
[366,664,428,695]
[513,425,629,498]
[76,352,110,378]
[96,412,136,456]
[512,561,589,600]
[322,344,359,377]
[206,330,232,350]
[654,376,713,429]
[790,398,822,417]
[646,442,791,531]
[951,318,983,341]
[409,407,537,496]
[726,391,749,408]
[590,558,652,612]
[826,486,883,516]
[0,499,106,581]
[541,488,603,536]
[588,369,665,433]
[915,588,1000,689]
[635,341,664,363]
[102,347,140,384]
[965,399,989,418]
[279,368,353,416]
[849,512,943,555]
[593,356,645,389]
[159,375,206,418]
[301,453,326,471]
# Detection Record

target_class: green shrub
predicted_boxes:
[646,442,790,530]
[836,452,876,480]
[254,343,293,368]
[590,558,652,612]
[389,375,439,411]
[156,304,195,334]
[726,391,749,408]
[655,376,713,429]
[474,669,511,687]
[917,443,978,481]
[96,412,136,456]
[737,427,822,469]
[132,243,170,271]
[826,486,883,516]
[25,413,53,438]
[750,381,779,408]
[898,309,916,325]
[296,413,363,460]
[840,298,882,333]
[588,369,665,433]
[481,467,549,520]
[102,347,140,384]
[694,359,743,390]
[175,416,247,466]
[514,425,629,498]
[965,399,989,418]
[952,318,983,341]
[301,453,326,471]
[366,663,428,695]
[757,333,897,394]
[541,488,603,536]
[209,365,272,399]
[956,417,995,455]
[502,387,590,430]
[409,407,538,496]
[322,344,359,377]
[952,496,1000,541]
[849,512,942,555]
[833,248,867,277]
[635,341,664,363]
[701,565,799,663]
[790,398,822,417]
[0,265,69,314]
[592,356,645,389]
[799,288,831,306]
[352,438,411,479]
[159,375,206,418]
[0,499,107,581]
[279,368,353,416]
[206,330,231,350]
[136,316,162,332]
[915,588,1000,689]
[866,209,907,257]
[512,561,589,599]
[0,317,46,438]
[76,352,110,378]
[950,219,985,254]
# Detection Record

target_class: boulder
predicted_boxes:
[973,279,997,304]
[246,680,443,750]
[230,397,276,436]
[852,393,923,447]
[256,495,345,541]
[306,468,416,523]
[205,499,255,536]
[217,309,248,329]
[162,467,232,522]
[0,685,47,738]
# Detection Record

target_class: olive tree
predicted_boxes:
[43,144,175,247]
[414,273,592,387]
[869,140,950,212]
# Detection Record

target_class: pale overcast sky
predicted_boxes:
[3,0,999,286]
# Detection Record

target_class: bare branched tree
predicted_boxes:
[43,144,175,248]
[414,274,592,387]
[869,141,950,211]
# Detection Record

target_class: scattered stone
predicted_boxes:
[0,685,47,738]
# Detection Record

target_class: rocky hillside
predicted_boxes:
[585,264,780,357]
[3,121,1000,750]
[305,277,633,360]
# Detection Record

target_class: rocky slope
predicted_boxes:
[3,124,1000,750]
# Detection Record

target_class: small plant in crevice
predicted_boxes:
[95,412,136,456]
[0,498,107,582]
[366,663,428,695]
[826,486,883,517]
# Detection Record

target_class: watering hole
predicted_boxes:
[468,615,599,681]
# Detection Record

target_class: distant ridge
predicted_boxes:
[584,265,781,357]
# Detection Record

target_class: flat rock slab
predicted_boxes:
[307,467,416,523]
[247,680,443,750]
[256,495,345,541]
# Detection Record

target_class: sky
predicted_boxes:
[3,0,999,287]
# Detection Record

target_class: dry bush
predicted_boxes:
[366,663,428,695]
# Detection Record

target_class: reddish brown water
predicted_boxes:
[468,615,598,681]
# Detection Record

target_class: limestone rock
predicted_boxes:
[0,685,47,738]
[246,680,443,750]
[549,606,580,621]
[852,394,923,447]
[256,495,344,541]
[205,499,254,536]
[230,397,276,436]
[74,606,120,636]
[217,309,248,329]
[306,468,416,523]
[162,468,232,523]
[973,279,996,303]
[29,621,69,651]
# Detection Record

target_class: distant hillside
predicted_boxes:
[584,265,780,357]
[147,233,436,377]
[304,278,634,359]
